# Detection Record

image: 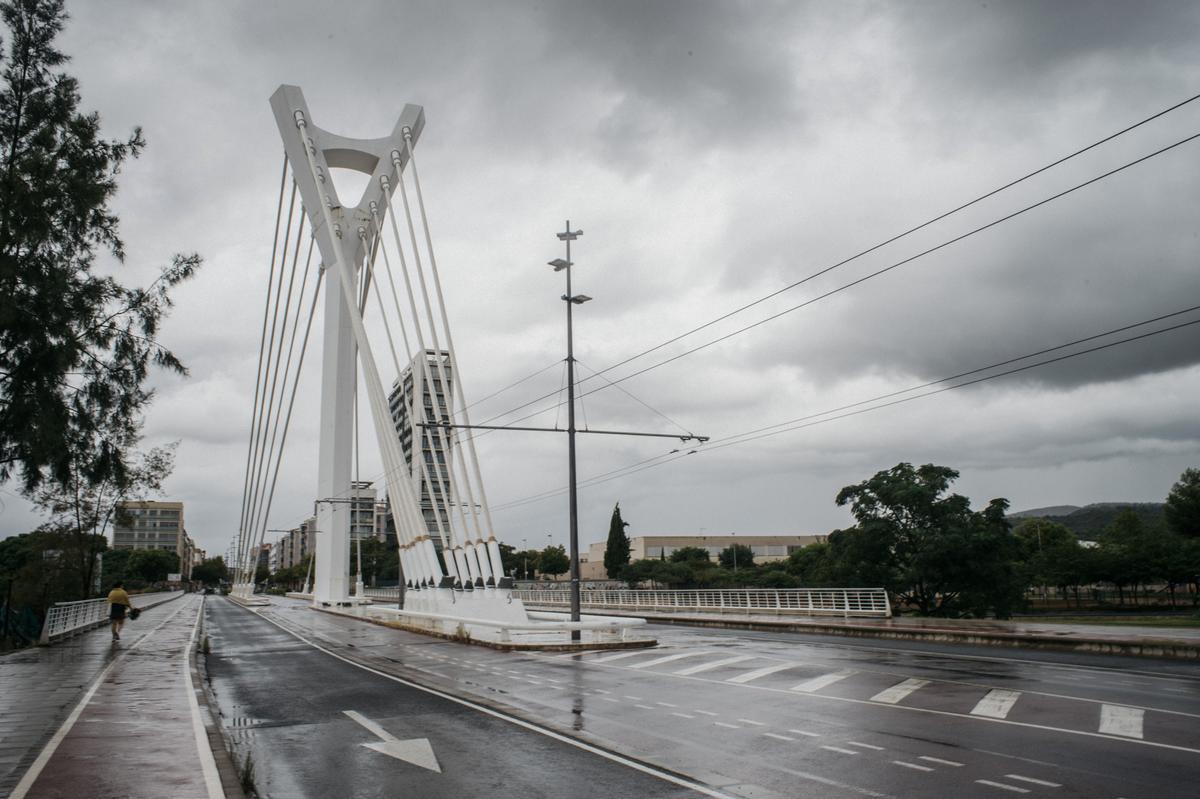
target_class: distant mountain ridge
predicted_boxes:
[1006,502,1166,540]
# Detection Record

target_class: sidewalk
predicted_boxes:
[525,605,1200,659]
[1,594,227,799]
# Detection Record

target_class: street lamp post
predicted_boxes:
[552,221,588,640]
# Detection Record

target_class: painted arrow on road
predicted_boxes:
[344,710,442,773]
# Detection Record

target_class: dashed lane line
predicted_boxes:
[655,701,678,707]
[763,733,795,742]
[623,695,644,701]
[846,741,884,751]
[918,756,963,767]
[671,712,696,719]
[726,662,801,684]
[737,718,766,726]
[788,729,822,738]
[713,721,740,729]
[635,704,655,711]
[972,689,1021,719]
[674,655,756,676]
[821,746,860,755]
[1005,774,1062,788]
[694,709,719,716]
[1099,705,1144,739]
[975,779,1030,794]
[893,761,933,772]
[791,669,855,693]
[871,678,928,704]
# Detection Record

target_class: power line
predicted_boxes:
[492,305,1200,512]
[477,130,1200,435]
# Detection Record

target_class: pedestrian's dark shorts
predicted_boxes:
[109,604,126,621]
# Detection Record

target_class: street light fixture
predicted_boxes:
[554,220,585,641]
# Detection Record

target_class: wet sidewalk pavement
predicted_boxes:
[2,593,224,799]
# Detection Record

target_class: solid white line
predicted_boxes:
[871,678,927,704]
[972,689,1021,719]
[788,729,822,738]
[185,599,225,799]
[249,607,739,799]
[629,651,714,669]
[918,756,963,767]
[792,670,855,693]
[674,655,756,676]
[763,733,795,742]
[1099,705,1144,739]
[975,779,1030,794]
[11,598,194,799]
[846,741,884,751]
[821,746,860,755]
[892,760,933,772]
[726,662,799,684]
[737,718,766,726]
[1005,774,1062,788]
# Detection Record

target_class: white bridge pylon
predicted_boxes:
[264,84,504,603]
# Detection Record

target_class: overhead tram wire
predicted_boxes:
[576,358,695,437]
[455,359,565,417]
[235,155,287,584]
[471,129,1200,436]
[491,304,1200,512]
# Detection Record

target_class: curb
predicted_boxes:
[193,600,247,798]
[530,607,1200,660]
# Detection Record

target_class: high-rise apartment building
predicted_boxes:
[349,481,377,542]
[387,350,454,541]
[112,500,197,578]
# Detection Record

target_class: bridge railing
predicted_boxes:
[514,588,891,618]
[38,590,183,644]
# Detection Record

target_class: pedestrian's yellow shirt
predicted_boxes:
[107,588,131,607]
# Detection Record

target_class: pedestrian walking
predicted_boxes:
[107,582,135,641]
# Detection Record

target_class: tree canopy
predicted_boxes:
[603,502,631,578]
[1165,467,1200,539]
[0,0,199,492]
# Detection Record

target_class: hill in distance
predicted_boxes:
[1007,502,1166,540]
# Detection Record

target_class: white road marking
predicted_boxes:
[821,746,860,755]
[592,650,656,664]
[694,709,719,716]
[893,760,933,772]
[871,678,928,704]
[727,662,800,684]
[846,741,884,751]
[623,695,644,701]
[674,655,756,676]
[919,756,963,767]
[600,697,620,703]
[763,732,795,742]
[655,701,678,707]
[592,688,611,694]
[714,721,740,729]
[344,710,441,773]
[975,779,1030,794]
[1100,705,1144,739]
[629,650,714,669]
[791,669,855,693]
[1005,774,1062,788]
[972,689,1022,719]
[788,729,822,738]
[671,712,696,719]
[737,718,766,726]
[635,704,655,710]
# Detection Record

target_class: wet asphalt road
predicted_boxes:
[208,598,1200,798]
[204,599,707,798]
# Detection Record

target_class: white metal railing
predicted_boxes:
[514,588,891,618]
[39,591,182,644]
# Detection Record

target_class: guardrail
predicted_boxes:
[39,590,183,644]
[515,588,891,618]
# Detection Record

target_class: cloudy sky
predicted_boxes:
[3,0,1200,561]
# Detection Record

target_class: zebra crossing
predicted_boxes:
[573,646,1194,748]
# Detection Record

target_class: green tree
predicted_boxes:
[834,463,1019,617]
[538,544,569,577]
[126,548,178,584]
[0,0,200,492]
[669,546,712,565]
[1165,467,1200,539]
[512,549,540,580]
[786,542,836,585]
[497,542,517,577]
[717,544,754,572]
[191,556,228,586]
[603,502,631,578]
